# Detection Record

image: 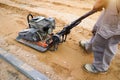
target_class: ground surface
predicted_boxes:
[0,0,120,80]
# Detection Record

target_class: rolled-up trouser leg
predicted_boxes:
[92,34,120,71]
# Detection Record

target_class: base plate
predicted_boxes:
[16,36,48,53]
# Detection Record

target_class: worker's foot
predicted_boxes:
[83,64,107,74]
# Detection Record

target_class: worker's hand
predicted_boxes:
[93,0,108,11]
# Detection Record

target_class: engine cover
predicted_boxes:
[18,28,40,42]
[17,15,56,42]
[29,16,55,34]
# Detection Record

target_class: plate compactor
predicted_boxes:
[16,10,97,52]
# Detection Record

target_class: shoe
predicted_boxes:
[79,40,87,52]
[83,64,107,74]
[79,40,93,53]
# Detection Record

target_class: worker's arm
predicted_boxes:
[93,0,108,11]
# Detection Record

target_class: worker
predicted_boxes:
[80,0,120,73]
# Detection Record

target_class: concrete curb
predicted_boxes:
[0,48,49,80]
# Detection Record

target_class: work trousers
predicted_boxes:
[85,33,120,71]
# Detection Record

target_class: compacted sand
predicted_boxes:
[0,0,120,80]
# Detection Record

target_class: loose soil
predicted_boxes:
[0,0,120,80]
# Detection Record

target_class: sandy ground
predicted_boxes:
[0,0,120,80]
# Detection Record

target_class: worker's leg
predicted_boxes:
[91,34,107,71]
[92,34,120,71]
[79,24,99,52]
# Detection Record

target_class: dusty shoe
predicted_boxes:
[79,40,88,52]
[79,40,92,53]
[83,64,107,74]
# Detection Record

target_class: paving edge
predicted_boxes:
[0,48,49,80]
